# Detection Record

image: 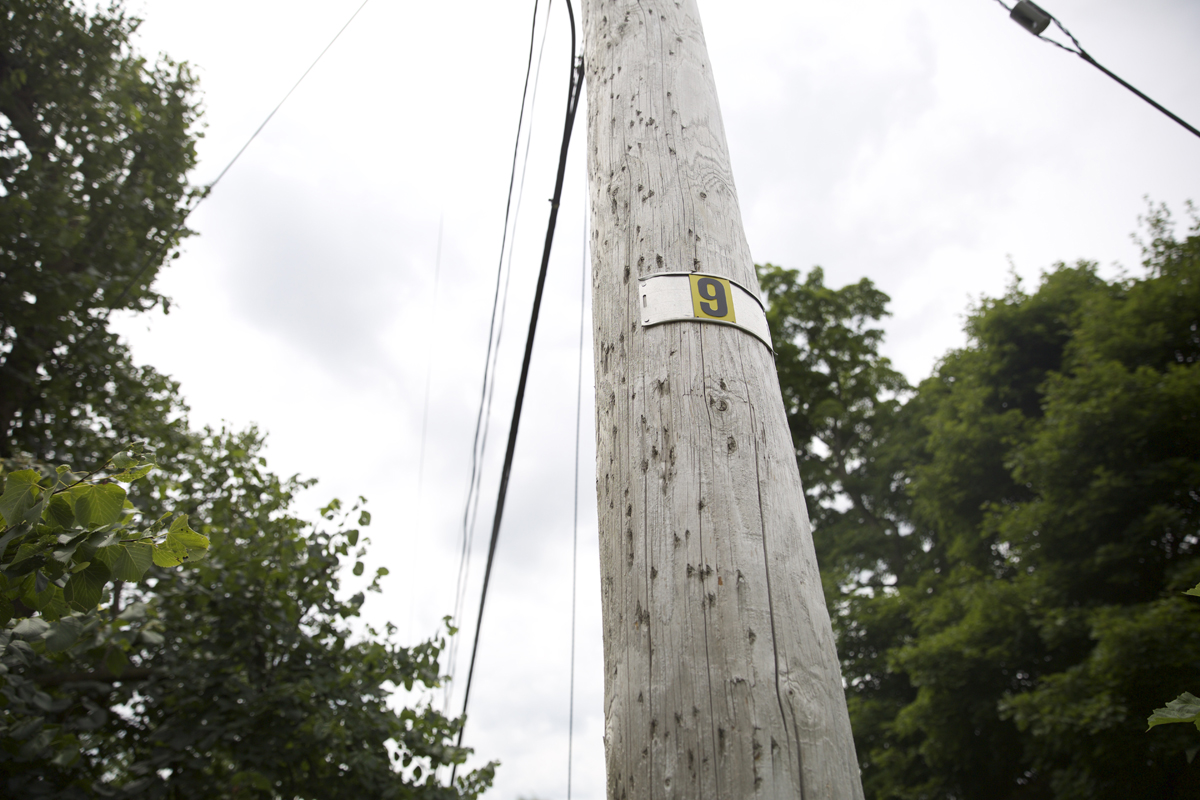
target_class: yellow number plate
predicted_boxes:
[690,275,736,323]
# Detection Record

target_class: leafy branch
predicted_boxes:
[0,447,209,627]
[1146,582,1200,733]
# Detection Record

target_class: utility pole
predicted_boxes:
[583,1,864,798]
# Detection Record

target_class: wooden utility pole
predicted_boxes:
[584,1,864,797]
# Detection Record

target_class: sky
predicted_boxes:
[112,0,1200,797]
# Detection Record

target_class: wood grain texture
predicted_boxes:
[583,2,864,798]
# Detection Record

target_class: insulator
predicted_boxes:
[1010,1,1052,35]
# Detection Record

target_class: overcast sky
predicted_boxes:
[113,1,1199,797]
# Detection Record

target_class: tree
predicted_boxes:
[757,264,915,593]
[764,205,1200,799]
[3,429,495,798]
[2,3,496,796]
[1,0,200,462]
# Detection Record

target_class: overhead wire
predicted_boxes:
[994,1,1200,140]
[450,0,585,781]
[93,0,374,331]
[412,213,443,642]
[449,0,557,673]
[416,214,444,502]
[566,161,587,800]
[465,0,557,555]
[444,0,545,712]
[38,0,372,478]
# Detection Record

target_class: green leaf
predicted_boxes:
[103,543,154,582]
[40,587,70,621]
[151,541,185,568]
[10,540,43,569]
[110,463,155,483]
[105,646,128,677]
[152,516,208,567]
[12,617,50,638]
[0,470,42,527]
[1184,582,1200,598]
[50,530,91,566]
[29,572,60,612]
[358,510,371,526]
[69,483,127,528]
[46,493,76,529]
[44,615,86,652]
[166,515,209,561]
[1147,692,1200,731]
[64,559,111,612]
[0,521,31,560]
[353,561,364,576]
[111,453,137,469]
[75,529,120,564]
[348,529,359,546]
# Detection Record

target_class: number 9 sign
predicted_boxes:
[638,271,772,352]
[689,275,736,323]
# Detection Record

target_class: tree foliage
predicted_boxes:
[1,0,200,461]
[1,2,495,796]
[3,430,493,798]
[763,204,1200,799]
[0,447,207,627]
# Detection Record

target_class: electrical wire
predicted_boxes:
[566,164,587,800]
[416,214,443,502]
[412,213,443,642]
[448,0,556,688]
[449,0,585,782]
[37,0,372,469]
[997,1,1200,140]
[466,0,557,552]
[96,0,374,325]
[445,0,543,713]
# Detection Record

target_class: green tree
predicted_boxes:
[1,0,200,462]
[763,205,1200,799]
[1,3,496,796]
[3,430,495,798]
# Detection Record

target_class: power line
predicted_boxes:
[412,213,443,643]
[467,0,559,552]
[103,1,372,321]
[205,0,374,193]
[566,161,587,800]
[416,214,444,502]
[450,0,585,780]
[997,0,1200,140]
[449,0,557,680]
[445,0,544,713]
[83,0,375,345]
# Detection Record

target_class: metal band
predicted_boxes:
[638,271,773,352]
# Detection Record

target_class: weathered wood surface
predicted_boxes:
[583,1,864,798]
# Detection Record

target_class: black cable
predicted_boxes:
[446,0,542,712]
[1001,1,1200,140]
[450,0,585,782]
